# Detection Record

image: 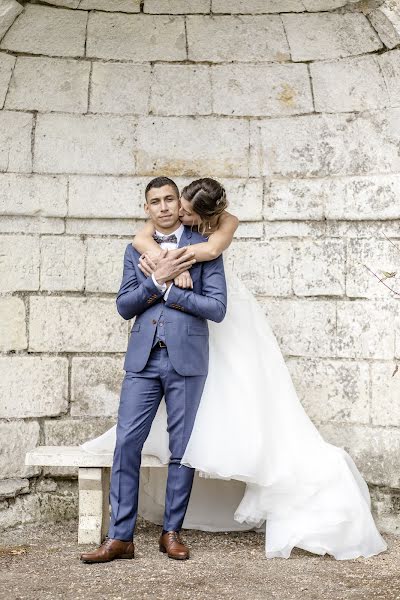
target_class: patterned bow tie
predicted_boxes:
[153,232,178,244]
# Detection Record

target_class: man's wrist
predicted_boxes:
[151,273,167,292]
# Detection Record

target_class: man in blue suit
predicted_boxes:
[80,176,227,563]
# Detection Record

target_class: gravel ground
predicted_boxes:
[0,519,399,600]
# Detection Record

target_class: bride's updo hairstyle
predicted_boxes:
[181,178,228,233]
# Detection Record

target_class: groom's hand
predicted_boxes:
[153,248,196,285]
[174,270,193,289]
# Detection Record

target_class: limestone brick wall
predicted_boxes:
[0,0,400,532]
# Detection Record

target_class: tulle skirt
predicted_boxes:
[80,266,387,559]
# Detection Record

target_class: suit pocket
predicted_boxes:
[131,323,141,333]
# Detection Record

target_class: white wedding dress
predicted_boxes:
[80,262,387,559]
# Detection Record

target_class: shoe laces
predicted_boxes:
[166,531,182,543]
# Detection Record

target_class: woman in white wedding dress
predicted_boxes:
[81,178,387,560]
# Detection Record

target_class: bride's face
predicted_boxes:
[179,195,202,227]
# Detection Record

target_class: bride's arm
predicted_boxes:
[190,211,239,261]
[132,220,160,255]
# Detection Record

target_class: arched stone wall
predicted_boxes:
[0,0,399,533]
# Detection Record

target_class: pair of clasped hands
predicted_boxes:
[138,247,196,290]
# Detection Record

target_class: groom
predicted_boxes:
[80,176,227,563]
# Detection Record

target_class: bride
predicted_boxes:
[81,177,387,560]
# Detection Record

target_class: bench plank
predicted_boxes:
[25,446,165,468]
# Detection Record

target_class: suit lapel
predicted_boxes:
[178,226,192,249]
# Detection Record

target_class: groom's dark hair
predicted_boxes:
[145,176,179,201]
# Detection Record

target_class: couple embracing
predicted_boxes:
[80,176,387,564]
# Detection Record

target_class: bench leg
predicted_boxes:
[78,467,110,545]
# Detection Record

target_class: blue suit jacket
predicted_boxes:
[116,226,227,376]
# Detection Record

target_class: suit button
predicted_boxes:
[152,319,157,325]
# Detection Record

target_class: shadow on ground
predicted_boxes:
[0,519,399,600]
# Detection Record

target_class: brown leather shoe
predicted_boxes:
[159,531,190,560]
[80,537,135,563]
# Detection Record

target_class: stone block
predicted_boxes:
[5,56,90,113]
[0,52,15,108]
[282,12,382,62]
[0,356,68,418]
[302,0,351,8]
[227,240,292,296]
[66,218,141,236]
[187,15,290,62]
[29,296,128,352]
[371,486,400,535]
[0,478,30,500]
[0,0,23,41]
[0,216,64,234]
[68,175,147,219]
[346,238,400,299]
[136,116,249,177]
[265,178,325,221]
[0,420,40,478]
[90,63,150,115]
[71,356,124,417]
[287,357,370,424]
[0,174,67,217]
[378,49,400,107]
[336,300,397,360]
[260,298,336,357]
[43,417,115,476]
[211,63,313,117]
[36,0,80,6]
[219,178,263,221]
[249,109,400,178]
[310,55,389,113]
[0,234,39,292]
[371,361,400,427]
[34,113,136,175]
[235,222,263,238]
[0,111,32,173]
[324,173,400,220]
[86,13,186,61]
[80,0,140,11]
[151,64,211,116]
[0,494,41,531]
[368,1,400,49]
[0,4,87,57]
[86,237,128,293]
[0,296,26,351]
[293,238,345,296]
[211,0,303,12]
[264,221,325,238]
[40,235,85,291]
[320,423,400,489]
[326,220,400,239]
[144,0,210,13]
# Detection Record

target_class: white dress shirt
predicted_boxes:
[151,223,185,302]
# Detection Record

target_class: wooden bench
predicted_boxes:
[25,446,164,545]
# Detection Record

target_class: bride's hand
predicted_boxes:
[174,270,193,289]
[138,251,163,276]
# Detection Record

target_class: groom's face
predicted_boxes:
[144,184,180,232]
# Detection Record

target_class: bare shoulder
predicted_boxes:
[219,210,239,228]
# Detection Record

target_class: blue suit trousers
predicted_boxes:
[108,345,207,541]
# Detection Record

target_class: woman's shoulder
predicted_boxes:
[219,210,239,227]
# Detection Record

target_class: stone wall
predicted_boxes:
[0,0,400,533]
